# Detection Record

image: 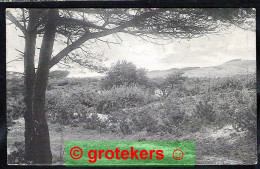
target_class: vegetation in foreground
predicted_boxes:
[7,61,257,164]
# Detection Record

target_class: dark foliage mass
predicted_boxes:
[7,76,25,129]
[101,60,149,89]
[7,141,26,164]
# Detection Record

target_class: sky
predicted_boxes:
[6,14,256,77]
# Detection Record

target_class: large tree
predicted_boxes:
[6,8,255,164]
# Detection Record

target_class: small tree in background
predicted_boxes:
[157,73,187,98]
[101,60,149,89]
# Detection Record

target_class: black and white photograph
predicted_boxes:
[6,8,256,165]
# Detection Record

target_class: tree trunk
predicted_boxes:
[32,9,59,164]
[23,9,38,162]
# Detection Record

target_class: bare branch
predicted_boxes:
[7,55,23,64]
[6,11,27,34]
[96,38,121,47]
[15,48,25,55]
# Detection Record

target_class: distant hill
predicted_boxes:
[183,59,255,78]
[7,59,256,80]
[147,59,255,79]
[147,68,179,79]
[147,67,200,79]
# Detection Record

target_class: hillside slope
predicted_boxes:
[147,67,199,79]
[7,59,255,79]
[147,59,255,79]
[183,59,255,78]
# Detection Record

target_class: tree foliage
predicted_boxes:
[157,73,187,98]
[101,60,149,89]
[7,8,255,71]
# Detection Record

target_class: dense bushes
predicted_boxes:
[97,85,156,114]
[131,74,256,136]
[231,89,256,134]
[101,60,149,89]
[83,113,108,132]
[7,69,256,137]
[211,74,256,91]
[45,83,156,124]
[155,73,187,98]
[45,87,99,124]
[7,96,24,128]
[193,100,216,124]
[130,111,160,133]
[44,72,256,136]
[7,141,27,164]
[7,76,24,128]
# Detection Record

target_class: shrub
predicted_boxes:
[162,73,186,96]
[7,76,24,128]
[83,114,100,130]
[145,118,160,133]
[214,102,234,128]
[97,85,156,114]
[7,96,25,128]
[119,119,133,135]
[130,111,159,133]
[45,87,100,124]
[7,76,24,96]
[83,113,108,132]
[211,74,256,91]
[187,117,203,133]
[233,104,256,133]
[193,99,216,124]
[101,60,149,89]
[161,106,187,136]
[232,89,256,134]
[108,124,120,133]
[7,141,28,164]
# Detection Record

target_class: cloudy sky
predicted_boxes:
[7,15,256,77]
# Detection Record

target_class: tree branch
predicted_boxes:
[58,17,108,31]
[49,10,162,68]
[7,57,23,64]
[6,11,27,34]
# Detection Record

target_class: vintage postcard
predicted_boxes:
[6,8,256,165]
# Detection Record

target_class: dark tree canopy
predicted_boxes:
[7,8,255,72]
